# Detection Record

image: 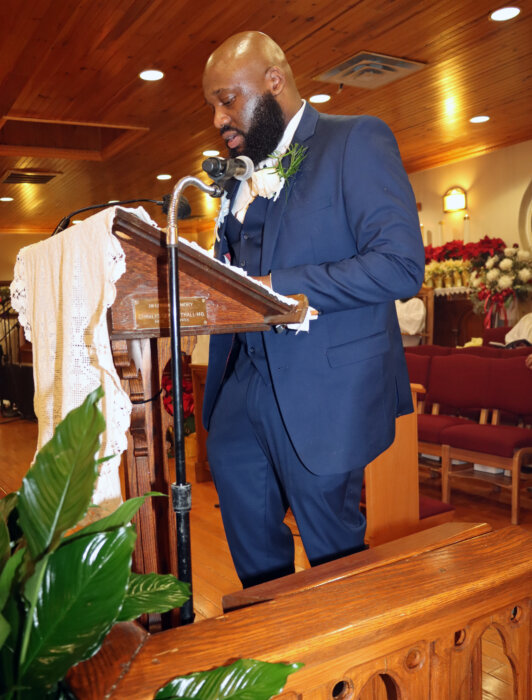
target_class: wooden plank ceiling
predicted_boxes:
[0,0,531,236]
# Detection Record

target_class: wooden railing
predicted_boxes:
[68,523,532,699]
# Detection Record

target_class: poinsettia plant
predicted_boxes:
[424,236,507,264]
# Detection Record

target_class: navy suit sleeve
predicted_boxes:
[270,116,425,314]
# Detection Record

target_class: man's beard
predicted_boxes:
[225,92,286,165]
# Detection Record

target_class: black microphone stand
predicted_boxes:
[51,196,191,235]
[166,175,223,625]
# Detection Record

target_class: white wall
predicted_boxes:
[408,139,532,250]
[0,233,48,283]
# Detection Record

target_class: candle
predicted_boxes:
[463,213,470,243]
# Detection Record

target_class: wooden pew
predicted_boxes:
[68,523,532,699]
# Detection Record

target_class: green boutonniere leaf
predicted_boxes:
[273,143,307,182]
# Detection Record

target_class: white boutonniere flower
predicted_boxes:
[214,193,230,241]
[250,167,285,201]
[252,142,308,202]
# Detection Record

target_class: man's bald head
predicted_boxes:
[203,31,302,142]
[204,31,296,92]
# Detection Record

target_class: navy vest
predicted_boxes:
[225,194,270,381]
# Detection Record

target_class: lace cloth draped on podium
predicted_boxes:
[10,206,155,504]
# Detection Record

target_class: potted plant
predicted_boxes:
[0,387,301,699]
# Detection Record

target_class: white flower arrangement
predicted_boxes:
[518,268,532,283]
[497,274,514,290]
[469,244,532,319]
[498,257,513,271]
[486,268,501,282]
[469,270,482,288]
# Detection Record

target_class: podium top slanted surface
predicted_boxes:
[109,209,308,338]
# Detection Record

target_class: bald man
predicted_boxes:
[202,32,425,587]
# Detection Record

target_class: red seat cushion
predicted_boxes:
[441,424,532,458]
[419,495,454,519]
[418,414,472,443]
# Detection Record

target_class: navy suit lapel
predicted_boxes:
[260,104,320,276]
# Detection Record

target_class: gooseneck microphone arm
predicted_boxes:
[166,174,222,625]
[167,176,222,244]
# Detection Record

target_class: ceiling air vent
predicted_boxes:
[1,168,62,185]
[315,51,425,90]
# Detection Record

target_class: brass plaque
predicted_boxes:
[179,297,208,326]
[134,297,207,329]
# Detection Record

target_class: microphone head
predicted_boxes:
[202,157,225,179]
[233,155,254,181]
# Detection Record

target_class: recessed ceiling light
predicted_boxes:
[0,197,13,202]
[469,115,490,123]
[108,200,119,204]
[309,94,331,104]
[139,69,164,81]
[202,149,220,157]
[72,220,83,224]
[490,6,521,21]
[157,174,171,180]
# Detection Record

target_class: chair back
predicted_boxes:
[405,353,431,389]
[405,345,452,357]
[452,346,502,357]
[425,354,491,414]
[488,356,532,418]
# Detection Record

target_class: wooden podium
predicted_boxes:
[106,209,307,590]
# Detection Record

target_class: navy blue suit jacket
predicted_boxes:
[203,104,425,475]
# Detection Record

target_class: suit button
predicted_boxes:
[248,346,255,354]
[243,233,249,240]
[240,260,246,266]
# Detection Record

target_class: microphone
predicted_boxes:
[202,155,254,184]
[52,195,191,235]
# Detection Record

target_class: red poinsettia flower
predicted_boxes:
[161,372,194,418]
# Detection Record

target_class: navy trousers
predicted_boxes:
[206,344,366,588]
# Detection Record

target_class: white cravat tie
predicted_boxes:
[233,165,286,222]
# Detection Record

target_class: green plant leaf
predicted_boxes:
[62,492,165,543]
[0,594,22,693]
[19,525,136,689]
[0,611,10,649]
[117,572,190,622]
[0,492,17,520]
[0,548,25,613]
[0,517,10,569]
[154,659,303,699]
[0,493,19,568]
[17,387,105,559]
